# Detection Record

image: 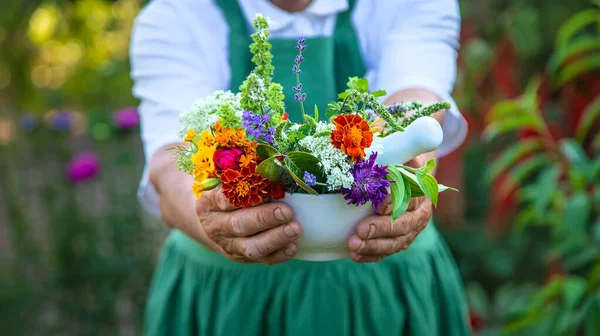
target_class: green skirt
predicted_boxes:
[143,222,470,336]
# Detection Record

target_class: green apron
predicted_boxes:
[143,1,470,335]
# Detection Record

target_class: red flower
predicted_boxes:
[213,147,243,171]
[221,161,271,208]
[281,113,289,121]
[271,182,285,200]
[330,114,373,162]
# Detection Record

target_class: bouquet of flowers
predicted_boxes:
[174,15,455,222]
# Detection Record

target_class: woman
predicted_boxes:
[130,0,470,335]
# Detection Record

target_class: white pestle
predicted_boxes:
[367,116,444,166]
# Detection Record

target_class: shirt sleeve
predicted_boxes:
[373,0,467,157]
[130,0,229,216]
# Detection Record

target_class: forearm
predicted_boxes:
[383,88,445,174]
[149,142,221,252]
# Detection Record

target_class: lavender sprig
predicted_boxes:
[241,110,276,144]
[293,37,307,117]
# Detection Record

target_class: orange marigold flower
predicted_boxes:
[220,161,271,208]
[239,154,256,168]
[330,114,373,162]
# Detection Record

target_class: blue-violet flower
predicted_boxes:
[303,171,317,187]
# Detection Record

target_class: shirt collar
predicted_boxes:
[238,0,349,32]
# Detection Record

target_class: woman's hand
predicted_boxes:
[196,187,302,265]
[346,155,433,263]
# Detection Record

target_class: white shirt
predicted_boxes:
[130,0,468,216]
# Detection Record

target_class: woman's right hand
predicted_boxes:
[196,186,302,265]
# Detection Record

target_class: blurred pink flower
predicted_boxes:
[66,153,101,184]
[113,107,139,129]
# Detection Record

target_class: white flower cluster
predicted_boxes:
[178,90,243,137]
[299,135,354,191]
[315,121,334,133]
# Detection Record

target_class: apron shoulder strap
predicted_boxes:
[215,0,253,92]
[333,0,367,92]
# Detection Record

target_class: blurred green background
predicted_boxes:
[0,0,599,335]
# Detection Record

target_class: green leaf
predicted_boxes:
[438,185,458,193]
[575,96,600,143]
[500,155,551,198]
[371,89,386,98]
[287,151,322,179]
[563,276,587,309]
[255,156,282,181]
[347,76,369,92]
[425,159,436,171]
[416,172,439,207]
[486,138,544,182]
[283,158,318,195]
[467,282,489,319]
[256,144,279,160]
[483,115,543,140]
[532,166,560,216]
[564,192,591,235]
[314,105,319,121]
[549,37,600,75]
[387,166,411,220]
[554,55,600,87]
[560,139,592,179]
[555,9,600,49]
[396,168,428,197]
[488,100,530,121]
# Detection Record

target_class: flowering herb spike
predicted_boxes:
[400,101,450,128]
[242,110,276,144]
[303,171,317,187]
[293,37,307,117]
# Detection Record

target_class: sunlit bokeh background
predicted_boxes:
[1,0,599,335]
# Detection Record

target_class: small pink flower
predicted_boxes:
[66,153,101,184]
[113,107,139,130]
[213,147,243,171]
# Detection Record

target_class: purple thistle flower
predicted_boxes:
[241,111,276,144]
[113,107,139,130]
[294,93,306,102]
[66,152,101,184]
[341,152,392,212]
[303,171,317,187]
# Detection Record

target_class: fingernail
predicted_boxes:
[283,224,298,238]
[274,207,287,221]
[349,236,365,251]
[284,246,296,256]
[354,254,362,261]
[367,224,376,238]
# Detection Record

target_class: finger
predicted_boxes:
[377,196,392,215]
[199,185,239,213]
[403,155,426,168]
[209,202,294,237]
[348,252,386,263]
[348,235,408,255]
[230,220,302,261]
[260,242,297,265]
[356,199,431,240]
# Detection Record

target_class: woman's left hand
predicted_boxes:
[347,156,434,263]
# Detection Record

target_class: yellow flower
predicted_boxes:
[198,129,216,148]
[192,144,217,181]
[192,178,221,198]
[184,128,196,142]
